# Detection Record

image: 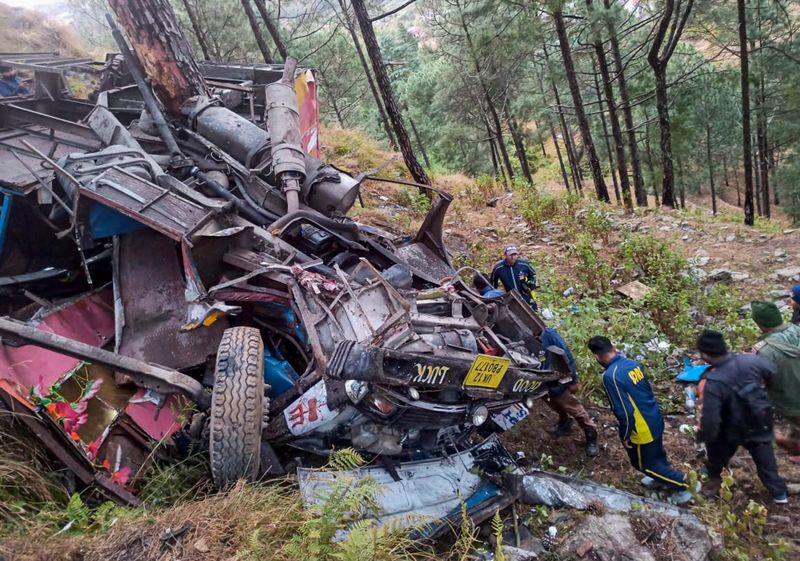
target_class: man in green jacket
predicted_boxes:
[751,300,800,463]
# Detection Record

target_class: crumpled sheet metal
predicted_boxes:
[0,289,114,390]
[519,470,700,522]
[116,229,227,369]
[298,444,489,539]
[125,388,186,441]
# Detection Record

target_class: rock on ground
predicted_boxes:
[558,514,656,561]
[775,266,800,281]
[558,513,712,561]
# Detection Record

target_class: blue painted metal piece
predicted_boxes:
[263,347,299,399]
[0,192,13,258]
[259,302,309,347]
[89,203,145,239]
[676,357,710,383]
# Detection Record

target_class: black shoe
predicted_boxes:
[585,432,599,457]
[546,419,573,436]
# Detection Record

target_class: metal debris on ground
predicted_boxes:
[0,1,571,514]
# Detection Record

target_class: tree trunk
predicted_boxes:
[647,0,694,208]
[338,0,397,150]
[241,0,273,63]
[677,157,686,209]
[179,0,212,61]
[553,10,609,202]
[253,0,288,60]
[757,75,770,218]
[737,0,755,225]
[722,152,731,204]
[733,160,742,207]
[506,109,533,185]
[771,149,779,206]
[565,121,584,193]
[605,0,646,206]
[455,5,514,183]
[316,68,346,127]
[589,0,631,209]
[409,117,431,169]
[593,70,620,204]
[553,131,571,193]
[109,0,209,118]
[487,133,501,180]
[350,0,430,187]
[755,1,770,218]
[706,123,717,215]
[485,116,508,186]
[643,112,659,202]
[652,67,676,207]
[753,132,762,216]
[544,44,583,191]
[538,70,571,192]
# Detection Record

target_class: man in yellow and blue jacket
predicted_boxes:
[587,336,692,504]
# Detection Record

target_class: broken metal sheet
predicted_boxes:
[83,105,164,175]
[0,125,95,190]
[124,388,186,441]
[116,229,228,370]
[284,379,337,436]
[81,167,216,241]
[0,52,102,75]
[0,289,114,391]
[0,383,142,506]
[298,437,503,539]
[515,470,701,522]
[0,316,210,409]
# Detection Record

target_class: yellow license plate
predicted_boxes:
[464,355,510,389]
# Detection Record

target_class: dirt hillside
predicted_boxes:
[0,2,85,56]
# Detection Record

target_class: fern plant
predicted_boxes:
[492,510,505,561]
[451,498,477,561]
[328,448,366,472]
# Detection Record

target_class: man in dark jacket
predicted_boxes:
[541,327,598,457]
[588,336,692,504]
[490,244,537,310]
[696,329,788,504]
[0,65,28,97]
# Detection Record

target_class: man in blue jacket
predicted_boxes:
[490,244,537,310]
[542,327,598,457]
[0,65,28,97]
[588,335,693,504]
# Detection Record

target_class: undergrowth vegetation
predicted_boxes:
[0,444,448,561]
[456,186,764,409]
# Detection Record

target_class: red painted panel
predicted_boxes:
[0,289,115,391]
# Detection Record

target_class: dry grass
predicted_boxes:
[1,479,305,561]
[0,413,69,527]
[87,480,303,561]
[320,126,408,178]
[0,3,86,57]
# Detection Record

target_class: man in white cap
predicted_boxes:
[490,244,538,310]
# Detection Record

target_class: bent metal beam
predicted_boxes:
[0,317,210,409]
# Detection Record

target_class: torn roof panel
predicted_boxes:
[0,289,114,390]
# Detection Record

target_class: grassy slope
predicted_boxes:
[0,2,85,56]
